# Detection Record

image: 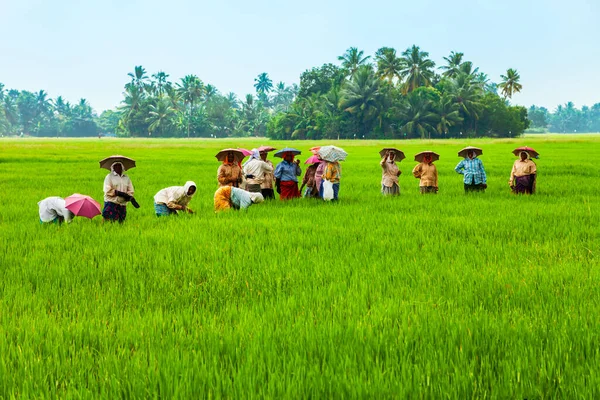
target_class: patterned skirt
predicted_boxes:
[103,202,127,222]
[382,184,400,195]
[514,174,535,194]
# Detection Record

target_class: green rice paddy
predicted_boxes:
[1,135,599,398]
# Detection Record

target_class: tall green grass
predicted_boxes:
[0,136,599,398]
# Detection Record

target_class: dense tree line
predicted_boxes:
[1,45,596,139]
[0,83,96,137]
[527,102,600,133]
[267,46,529,139]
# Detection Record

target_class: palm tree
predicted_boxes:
[399,45,436,94]
[396,91,438,139]
[449,74,483,132]
[204,84,218,100]
[177,75,203,138]
[434,95,463,135]
[339,65,381,136]
[338,47,371,77]
[128,66,149,92]
[35,90,51,117]
[440,51,463,78]
[375,47,403,83]
[498,68,522,99]
[147,99,175,137]
[254,73,273,93]
[151,71,170,97]
[226,92,239,109]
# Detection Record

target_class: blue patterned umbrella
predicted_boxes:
[274,147,302,158]
[318,145,348,162]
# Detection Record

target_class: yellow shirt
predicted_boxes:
[509,159,537,185]
[323,162,341,184]
[412,163,438,187]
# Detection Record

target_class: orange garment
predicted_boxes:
[214,186,232,211]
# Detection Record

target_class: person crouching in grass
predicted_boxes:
[153,181,197,216]
[38,196,74,224]
[214,186,264,212]
[102,162,138,223]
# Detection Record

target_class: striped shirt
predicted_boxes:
[455,157,487,185]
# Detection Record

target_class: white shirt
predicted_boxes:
[38,197,73,223]
[103,172,134,205]
[243,158,274,185]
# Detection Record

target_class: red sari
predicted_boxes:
[280,180,300,200]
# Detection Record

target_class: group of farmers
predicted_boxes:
[382,145,538,195]
[37,144,539,224]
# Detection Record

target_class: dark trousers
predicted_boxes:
[261,188,275,200]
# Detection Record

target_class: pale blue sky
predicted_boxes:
[1,0,598,113]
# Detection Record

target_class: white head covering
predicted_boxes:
[183,181,197,197]
[520,151,530,160]
[248,192,264,204]
[243,149,261,166]
[110,162,125,175]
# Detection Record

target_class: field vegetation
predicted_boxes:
[0,135,599,397]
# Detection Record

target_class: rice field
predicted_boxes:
[1,135,599,398]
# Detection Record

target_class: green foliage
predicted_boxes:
[1,137,600,397]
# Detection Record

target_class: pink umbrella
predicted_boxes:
[305,155,321,164]
[258,145,276,152]
[237,148,253,157]
[65,194,102,219]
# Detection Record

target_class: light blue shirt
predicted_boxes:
[274,160,301,182]
[230,187,253,210]
[455,157,487,185]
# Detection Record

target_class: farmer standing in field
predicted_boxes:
[510,149,538,194]
[217,151,243,188]
[380,148,404,196]
[213,186,264,212]
[455,147,487,192]
[102,161,137,223]
[38,197,74,224]
[274,150,302,200]
[299,156,320,198]
[258,146,277,200]
[412,151,439,194]
[153,181,197,216]
[243,149,274,194]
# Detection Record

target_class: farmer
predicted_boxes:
[412,153,438,194]
[455,149,487,192]
[314,159,327,197]
[274,152,302,200]
[259,150,276,200]
[153,181,197,216]
[300,160,319,198]
[381,151,401,195]
[38,196,74,224]
[510,151,537,194]
[321,160,341,201]
[243,149,274,193]
[217,152,243,188]
[102,161,136,223]
[214,186,264,212]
